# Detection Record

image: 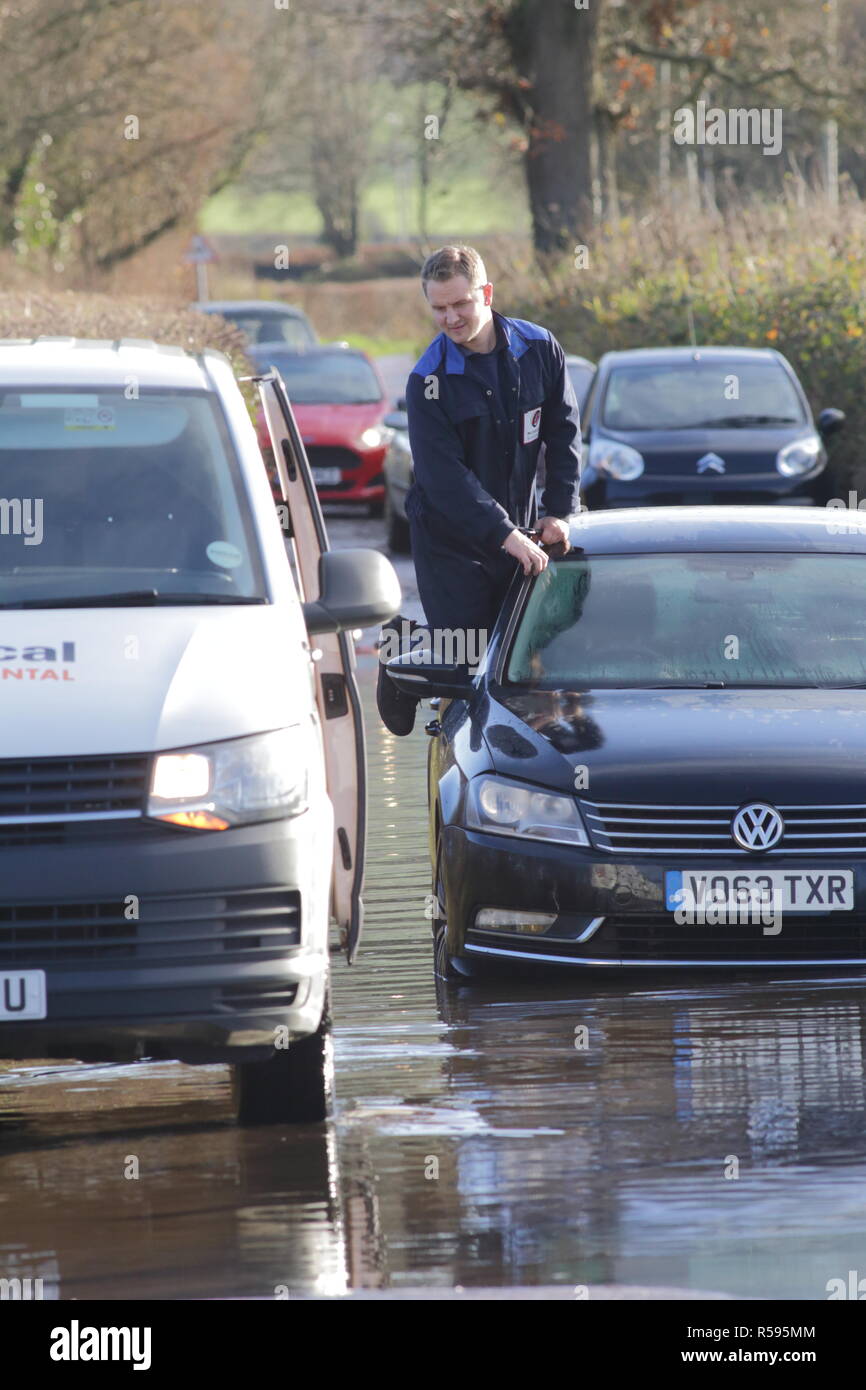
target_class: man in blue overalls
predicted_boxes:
[377,243,582,734]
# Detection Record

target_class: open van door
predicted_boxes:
[257,372,368,963]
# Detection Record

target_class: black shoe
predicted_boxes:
[376,616,419,736]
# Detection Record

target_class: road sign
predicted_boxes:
[184,234,218,264]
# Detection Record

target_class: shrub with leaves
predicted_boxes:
[0,289,258,419]
[508,199,866,495]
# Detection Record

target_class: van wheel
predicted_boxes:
[233,983,334,1125]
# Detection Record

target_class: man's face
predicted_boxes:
[425,274,493,348]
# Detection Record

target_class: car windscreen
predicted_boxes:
[506,552,866,688]
[0,388,267,605]
[265,351,383,404]
[601,361,806,431]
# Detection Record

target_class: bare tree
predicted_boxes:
[0,0,275,272]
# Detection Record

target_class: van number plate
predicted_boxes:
[0,971,46,1020]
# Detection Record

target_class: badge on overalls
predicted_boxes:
[522,406,542,444]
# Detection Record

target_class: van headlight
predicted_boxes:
[148,728,309,830]
[589,438,645,481]
[776,434,822,476]
[465,775,589,847]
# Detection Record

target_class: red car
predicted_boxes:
[252,344,391,514]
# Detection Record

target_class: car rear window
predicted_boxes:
[260,351,383,405]
[0,388,267,604]
[227,314,314,349]
[601,360,806,431]
[507,552,866,688]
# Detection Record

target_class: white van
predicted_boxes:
[0,338,400,1123]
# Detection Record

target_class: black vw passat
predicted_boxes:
[387,506,866,978]
[579,347,845,509]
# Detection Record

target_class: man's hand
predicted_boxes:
[502,528,548,576]
[536,516,571,551]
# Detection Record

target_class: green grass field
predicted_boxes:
[201,171,530,239]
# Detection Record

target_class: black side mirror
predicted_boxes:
[303,548,401,635]
[818,407,846,437]
[395,396,407,412]
[385,651,476,701]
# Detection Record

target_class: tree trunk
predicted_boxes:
[503,0,602,256]
[595,110,620,221]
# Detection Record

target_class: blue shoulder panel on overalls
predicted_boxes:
[504,317,550,347]
[411,336,447,377]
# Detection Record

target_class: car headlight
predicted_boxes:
[466,774,589,847]
[360,426,390,449]
[148,727,309,830]
[589,438,645,481]
[776,434,823,477]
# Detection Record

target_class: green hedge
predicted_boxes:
[0,290,257,418]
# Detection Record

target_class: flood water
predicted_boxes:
[2,519,866,1300]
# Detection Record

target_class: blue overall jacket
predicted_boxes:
[404,309,581,555]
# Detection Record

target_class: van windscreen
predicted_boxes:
[0,389,267,605]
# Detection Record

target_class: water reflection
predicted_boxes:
[0,1060,366,1298]
[1,663,866,1300]
[339,665,866,1297]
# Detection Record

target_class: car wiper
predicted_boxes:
[643,681,727,689]
[0,591,267,608]
[687,414,800,428]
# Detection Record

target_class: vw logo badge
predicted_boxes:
[731,802,784,852]
[696,452,726,474]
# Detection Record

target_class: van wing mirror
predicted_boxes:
[303,548,401,636]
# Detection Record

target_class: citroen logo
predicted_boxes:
[696,452,726,474]
[731,802,784,852]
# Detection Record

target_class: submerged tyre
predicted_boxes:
[234,982,334,1125]
[433,850,475,982]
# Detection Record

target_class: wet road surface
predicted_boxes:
[2,514,866,1300]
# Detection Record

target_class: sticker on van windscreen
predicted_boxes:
[206,541,243,568]
[64,407,116,430]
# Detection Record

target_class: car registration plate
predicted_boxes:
[0,970,46,1020]
[311,467,341,486]
[665,869,854,914]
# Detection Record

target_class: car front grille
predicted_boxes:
[217,983,299,1011]
[0,889,301,966]
[581,800,866,856]
[306,445,361,474]
[0,754,148,821]
[600,913,866,962]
